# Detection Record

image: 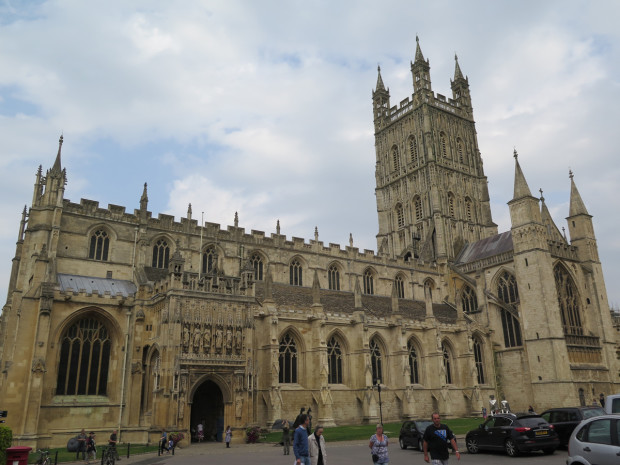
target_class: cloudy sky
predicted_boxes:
[0,0,619,307]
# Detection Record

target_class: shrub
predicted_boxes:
[0,426,13,465]
[245,426,261,444]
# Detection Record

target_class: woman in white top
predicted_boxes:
[308,425,327,465]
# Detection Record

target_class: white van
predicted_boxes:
[604,394,620,414]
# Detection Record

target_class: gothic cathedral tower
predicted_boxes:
[373,37,496,262]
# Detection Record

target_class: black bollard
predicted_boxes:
[171,446,175,456]
[54,451,58,465]
[126,443,130,459]
[100,447,105,465]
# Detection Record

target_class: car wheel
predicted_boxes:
[542,448,555,455]
[505,438,518,457]
[466,437,479,454]
[399,438,407,450]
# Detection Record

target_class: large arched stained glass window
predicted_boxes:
[395,275,405,299]
[202,246,216,274]
[56,317,111,396]
[497,271,522,348]
[290,259,303,286]
[554,264,583,336]
[88,230,109,261]
[328,264,340,291]
[152,239,170,269]
[473,338,485,384]
[461,285,478,313]
[250,253,263,281]
[279,333,297,384]
[363,269,374,295]
[327,337,343,384]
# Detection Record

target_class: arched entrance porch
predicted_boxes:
[190,379,224,442]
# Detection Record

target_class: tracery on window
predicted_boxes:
[327,336,343,384]
[370,338,383,382]
[497,271,522,347]
[89,230,110,261]
[250,253,263,281]
[392,146,400,171]
[395,275,405,299]
[461,285,478,313]
[414,196,423,220]
[407,339,420,384]
[278,333,297,383]
[440,132,447,157]
[409,136,418,165]
[396,203,405,228]
[202,246,217,274]
[56,317,111,396]
[328,264,340,291]
[554,264,583,336]
[465,197,473,222]
[152,239,170,269]
[363,269,374,295]
[442,343,453,384]
[448,193,455,219]
[290,259,303,286]
[457,138,464,163]
[473,338,485,384]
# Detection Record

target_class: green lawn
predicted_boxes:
[264,418,484,443]
[27,444,160,464]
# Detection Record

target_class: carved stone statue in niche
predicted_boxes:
[235,396,243,418]
[203,326,212,354]
[226,329,233,352]
[235,329,242,352]
[182,323,191,353]
[193,325,201,353]
[215,328,223,353]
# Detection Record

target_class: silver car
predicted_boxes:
[567,414,620,465]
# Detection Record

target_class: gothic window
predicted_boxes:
[396,203,405,228]
[88,230,109,261]
[278,333,297,384]
[290,259,303,286]
[370,338,383,382]
[152,239,170,269]
[414,196,423,221]
[461,285,478,313]
[409,136,418,165]
[457,138,464,163]
[465,197,473,222]
[250,253,263,281]
[448,193,456,219]
[392,146,400,171]
[395,275,405,299]
[363,268,374,295]
[440,132,448,157]
[328,264,340,291]
[56,317,111,396]
[442,343,453,384]
[202,246,216,274]
[473,338,485,384]
[554,264,583,336]
[407,340,420,384]
[497,271,523,348]
[327,336,343,384]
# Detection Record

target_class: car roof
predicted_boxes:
[577,414,619,423]
[543,406,603,411]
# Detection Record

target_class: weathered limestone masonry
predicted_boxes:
[0,38,618,449]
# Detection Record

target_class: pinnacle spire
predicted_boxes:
[414,35,425,63]
[375,65,386,91]
[140,182,148,210]
[454,54,464,80]
[512,149,533,199]
[50,134,63,175]
[568,170,590,216]
[540,188,565,242]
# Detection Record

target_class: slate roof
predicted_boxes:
[455,231,514,265]
[57,273,137,297]
[255,282,457,324]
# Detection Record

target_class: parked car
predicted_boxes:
[540,406,605,446]
[604,394,620,415]
[567,414,620,465]
[465,413,559,457]
[399,419,432,450]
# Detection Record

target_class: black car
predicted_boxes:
[399,419,432,450]
[465,413,560,456]
[540,406,605,447]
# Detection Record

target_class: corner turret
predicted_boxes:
[566,171,598,262]
[451,54,472,114]
[411,36,432,95]
[372,66,390,132]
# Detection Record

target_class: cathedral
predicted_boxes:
[1,38,618,448]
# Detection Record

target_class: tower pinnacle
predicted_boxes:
[375,65,386,91]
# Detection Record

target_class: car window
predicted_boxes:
[611,398,620,414]
[518,417,550,428]
[616,419,620,444]
[575,423,588,441]
[568,411,579,421]
[551,411,568,422]
[484,418,496,428]
[541,412,551,422]
[582,408,604,419]
[417,421,431,431]
[586,419,612,445]
[494,417,512,427]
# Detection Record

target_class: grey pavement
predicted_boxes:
[72,436,569,465]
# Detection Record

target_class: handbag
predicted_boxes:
[372,453,379,463]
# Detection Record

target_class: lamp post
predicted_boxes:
[374,378,383,425]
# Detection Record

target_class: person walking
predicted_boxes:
[76,429,87,461]
[369,424,389,464]
[293,413,311,465]
[225,426,232,448]
[86,432,96,463]
[160,429,168,454]
[108,430,120,461]
[196,422,204,442]
[308,425,327,465]
[423,412,460,464]
[282,420,291,455]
